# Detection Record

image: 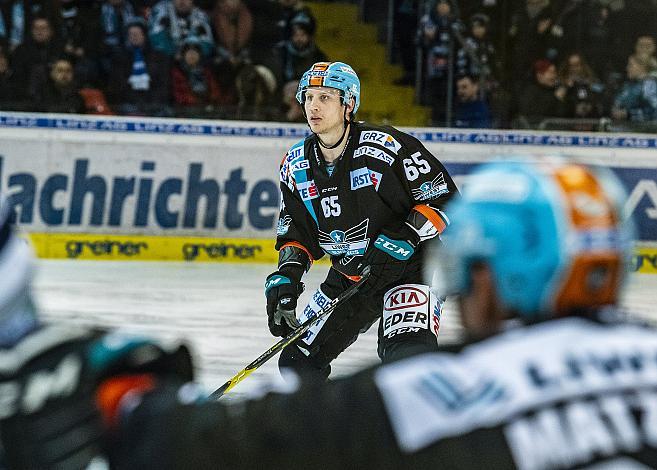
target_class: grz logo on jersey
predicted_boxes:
[359,131,402,154]
[354,145,395,166]
[411,172,449,201]
[350,167,382,191]
[297,180,319,201]
[276,215,292,235]
[318,219,369,256]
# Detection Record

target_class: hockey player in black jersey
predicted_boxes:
[265,61,459,379]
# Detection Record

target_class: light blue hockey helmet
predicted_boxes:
[296,61,361,114]
[428,161,633,319]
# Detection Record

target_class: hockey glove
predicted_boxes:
[0,326,107,469]
[265,273,305,336]
[357,227,418,295]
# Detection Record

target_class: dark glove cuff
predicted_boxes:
[277,244,311,284]
[381,224,420,248]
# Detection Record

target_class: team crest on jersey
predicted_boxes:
[318,219,369,256]
[276,215,292,235]
[350,167,383,191]
[297,180,319,201]
[359,131,402,154]
[411,173,449,201]
[354,145,395,166]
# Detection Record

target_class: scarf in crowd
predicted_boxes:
[0,1,24,49]
[101,2,136,47]
[128,46,151,91]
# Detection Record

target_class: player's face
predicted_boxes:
[303,87,346,135]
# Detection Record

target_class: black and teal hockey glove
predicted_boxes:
[265,273,305,337]
[357,226,418,295]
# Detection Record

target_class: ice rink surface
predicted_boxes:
[34,261,656,399]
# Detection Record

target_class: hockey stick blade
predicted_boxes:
[209,268,371,400]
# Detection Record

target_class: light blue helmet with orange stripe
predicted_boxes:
[296,61,361,115]
[428,160,634,319]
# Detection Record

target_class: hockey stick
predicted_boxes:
[209,267,371,400]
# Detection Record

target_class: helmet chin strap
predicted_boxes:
[309,106,351,150]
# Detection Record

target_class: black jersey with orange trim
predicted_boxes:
[275,121,458,278]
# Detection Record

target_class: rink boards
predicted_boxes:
[0,112,655,272]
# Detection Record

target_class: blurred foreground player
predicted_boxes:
[265,61,458,380]
[0,200,195,469]
[4,160,657,469]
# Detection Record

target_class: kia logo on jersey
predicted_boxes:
[384,286,429,311]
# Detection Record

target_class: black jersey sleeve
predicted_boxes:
[389,129,458,240]
[274,150,324,261]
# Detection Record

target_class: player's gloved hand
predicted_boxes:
[0,325,108,469]
[357,226,418,295]
[265,272,304,337]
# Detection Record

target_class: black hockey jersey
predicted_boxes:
[114,314,657,470]
[275,122,458,278]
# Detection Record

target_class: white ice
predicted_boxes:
[34,261,657,399]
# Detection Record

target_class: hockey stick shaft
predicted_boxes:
[209,268,370,400]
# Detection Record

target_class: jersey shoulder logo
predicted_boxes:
[318,218,369,257]
[412,172,449,201]
[354,145,395,166]
[359,131,402,155]
[281,141,308,189]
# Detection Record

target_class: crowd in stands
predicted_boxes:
[2,0,657,130]
[404,0,657,129]
[0,0,326,121]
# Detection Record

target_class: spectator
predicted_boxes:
[633,35,657,75]
[245,0,284,65]
[36,57,85,113]
[149,0,214,58]
[392,0,418,86]
[419,0,457,125]
[269,15,326,90]
[612,54,657,122]
[107,18,172,116]
[279,78,304,122]
[581,2,623,81]
[211,0,253,65]
[55,0,102,86]
[100,0,137,60]
[0,0,56,52]
[456,13,498,91]
[508,0,562,86]
[517,59,567,124]
[234,62,277,120]
[277,0,315,42]
[557,52,604,119]
[454,74,492,128]
[11,16,63,102]
[172,37,232,113]
[0,47,21,109]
